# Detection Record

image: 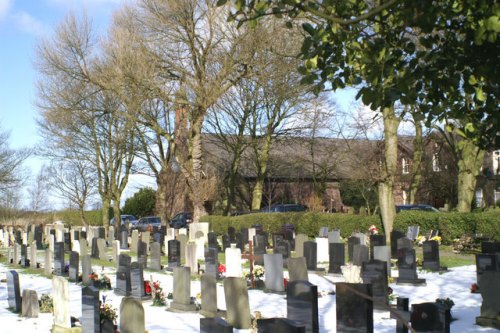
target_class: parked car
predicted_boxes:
[110,214,138,227]
[396,204,440,213]
[169,212,193,229]
[133,216,162,232]
[261,204,307,213]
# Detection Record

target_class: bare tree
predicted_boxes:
[27,165,50,212]
[0,126,31,194]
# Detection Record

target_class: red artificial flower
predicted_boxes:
[218,264,226,273]
[283,278,288,289]
[144,281,152,295]
[471,283,479,293]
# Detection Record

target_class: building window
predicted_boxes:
[432,153,441,172]
[475,189,483,208]
[402,158,410,174]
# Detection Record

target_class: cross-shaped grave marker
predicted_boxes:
[241,240,255,288]
[390,297,413,333]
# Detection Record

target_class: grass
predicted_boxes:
[415,245,475,268]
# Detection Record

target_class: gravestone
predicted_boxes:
[481,241,500,254]
[195,230,206,259]
[257,318,306,333]
[20,244,28,267]
[6,270,21,313]
[318,227,329,238]
[64,232,72,252]
[287,280,319,333]
[253,233,267,265]
[390,297,410,333]
[69,251,79,282]
[177,234,188,264]
[91,237,99,259]
[315,237,329,263]
[130,230,139,252]
[204,247,218,278]
[341,264,363,283]
[149,242,161,270]
[54,242,65,276]
[185,242,198,274]
[397,237,414,252]
[21,289,39,318]
[274,239,291,264]
[44,248,52,276]
[52,276,71,330]
[354,232,367,245]
[72,240,81,255]
[303,241,319,271]
[373,245,392,277]
[328,242,345,274]
[475,271,500,329]
[406,225,420,241]
[200,317,233,333]
[264,253,285,292]
[80,238,88,257]
[225,245,242,277]
[475,253,499,286]
[391,230,405,258]
[369,234,386,260]
[13,243,19,265]
[347,236,361,262]
[423,240,444,271]
[120,297,145,333]
[112,240,120,264]
[288,257,309,282]
[200,274,218,317]
[137,240,148,269]
[168,239,181,269]
[82,286,100,333]
[141,231,150,254]
[35,225,43,249]
[411,302,450,332]
[361,259,388,309]
[108,226,115,245]
[328,230,341,244]
[97,238,107,261]
[396,248,426,285]
[336,283,373,333]
[120,230,128,250]
[114,254,132,296]
[130,262,147,299]
[30,241,38,268]
[169,266,197,311]
[207,232,218,250]
[224,277,251,329]
[352,244,369,266]
[295,234,308,258]
[82,255,92,285]
[222,233,230,251]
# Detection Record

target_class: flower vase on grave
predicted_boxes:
[100,318,115,333]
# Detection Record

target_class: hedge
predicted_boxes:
[394,211,500,244]
[201,210,500,244]
[52,210,104,226]
[200,212,381,239]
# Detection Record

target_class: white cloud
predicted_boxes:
[14,11,50,36]
[0,0,12,22]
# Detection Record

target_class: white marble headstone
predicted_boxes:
[225,245,242,278]
[52,276,70,328]
[315,237,329,263]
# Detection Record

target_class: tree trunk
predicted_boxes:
[378,106,400,243]
[409,119,423,204]
[251,135,273,211]
[112,197,121,232]
[156,167,169,225]
[101,197,111,228]
[187,115,207,223]
[456,141,484,212]
[78,205,88,228]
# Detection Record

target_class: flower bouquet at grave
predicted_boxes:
[253,265,264,280]
[470,283,479,293]
[149,280,166,306]
[89,272,112,290]
[217,263,226,278]
[416,235,427,246]
[430,235,442,244]
[144,281,152,296]
[369,225,379,235]
[39,294,53,313]
[100,298,118,327]
[435,298,454,310]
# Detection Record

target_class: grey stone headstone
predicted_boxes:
[406,226,419,241]
[336,283,373,333]
[149,242,161,270]
[82,255,92,285]
[7,270,21,312]
[115,254,131,296]
[294,234,308,258]
[328,230,341,244]
[397,237,413,252]
[361,259,389,309]
[30,241,38,268]
[476,271,500,329]
[137,240,148,269]
[288,257,308,282]
[177,234,188,263]
[391,230,405,258]
[318,227,329,238]
[369,234,386,259]
[80,238,88,257]
[200,317,233,333]
[264,253,285,292]
[81,286,100,333]
[97,238,107,261]
[169,266,197,311]
[44,248,52,276]
[21,289,39,318]
[185,242,198,274]
[224,277,251,329]
[130,230,139,252]
[257,318,306,333]
[287,280,319,333]
[352,244,369,266]
[119,297,145,333]
[373,245,392,278]
[200,274,218,317]
[69,251,79,282]
[120,230,128,250]
[204,247,218,278]
[396,248,426,285]
[328,242,345,274]
[52,275,71,329]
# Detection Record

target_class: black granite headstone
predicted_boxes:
[328,242,345,274]
[303,241,318,271]
[168,239,181,268]
[370,235,386,260]
[6,270,22,313]
[482,241,500,254]
[81,286,100,333]
[130,261,146,299]
[64,232,72,252]
[475,253,499,286]
[390,297,410,333]
[254,234,267,266]
[200,317,233,333]
[137,240,148,269]
[347,236,361,262]
[396,248,426,285]
[69,251,79,282]
[114,254,131,296]
[391,230,405,258]
[411,302,450,332]
[20,244,28,267]
[287,280,318,333]
[91,237,99,259]
[257,318,306,333]
[208,232,218,250]
[204,247,219,278]
[35,226,43,250]
[423,240,442,271]
[361,259,388,308]
[336,283,373,333]
[54,242,65,276]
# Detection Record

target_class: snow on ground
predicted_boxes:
[0,263,496,333]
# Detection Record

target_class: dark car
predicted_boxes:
[133,216,162,232]
[169,212,193,229]
[396,204,440,213]
[261,204,307,213]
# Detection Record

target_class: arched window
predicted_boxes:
[402,158,410,174]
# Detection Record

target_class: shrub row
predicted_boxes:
[52,210,104,226]
[394,210,500,244]
[201,210,500,244]
[200,212,381,239]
